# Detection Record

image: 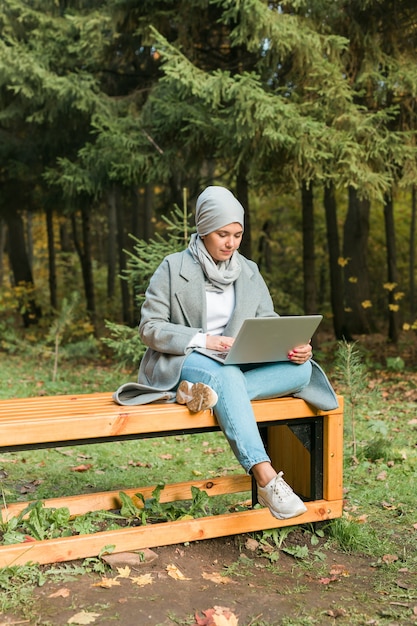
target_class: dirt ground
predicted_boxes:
[1,532,416,626]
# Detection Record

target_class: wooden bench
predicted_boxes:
[0,392,344,567]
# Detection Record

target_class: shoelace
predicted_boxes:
[271,472,293,499]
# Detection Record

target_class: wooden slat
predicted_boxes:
[0,393,343,448]
[1,474,252,519]
[0,499,344,568]
[323,403,344,501]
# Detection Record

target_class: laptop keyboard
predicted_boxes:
[215,352,229,360]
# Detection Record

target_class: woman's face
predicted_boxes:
[202,222,243,262]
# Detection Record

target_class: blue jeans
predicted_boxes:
[180,351,312,474]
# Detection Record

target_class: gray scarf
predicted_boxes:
[188,233,241,293]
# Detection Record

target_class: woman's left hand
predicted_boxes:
[287,343,313,364]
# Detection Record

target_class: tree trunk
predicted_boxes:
[4,210,41,326]
[410,186,416,318]
[257,219,273,273]
[0,219,6,286]
[342,187,374,335]
[236,168,251,259]
[115,189,133,325]
[384,193,400,343]
[107,187,117,300]
[323,184,350,340]
[71,203,96,326]
[143,184,154,241]
[25,211,34,271]
[46,207,58,310]
[301,182,317,316]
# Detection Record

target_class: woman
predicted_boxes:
[130,186,338,520]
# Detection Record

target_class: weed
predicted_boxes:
[326,515,381,555]
[260,526,297,550]
[334,340,370,459]
[0,563,48,615]
[223,554,256,578]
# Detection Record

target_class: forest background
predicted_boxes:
[1,0,417,369]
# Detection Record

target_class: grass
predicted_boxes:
[0,338,417,622]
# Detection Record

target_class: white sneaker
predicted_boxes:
[257,471,308,520]
[176,380,218,413]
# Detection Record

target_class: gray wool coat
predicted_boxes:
[113,249,338,411]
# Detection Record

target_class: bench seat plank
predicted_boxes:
[0,393,339,449]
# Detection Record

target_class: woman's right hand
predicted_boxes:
[206,335,235,351]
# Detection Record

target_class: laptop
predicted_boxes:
[196,315,322,365]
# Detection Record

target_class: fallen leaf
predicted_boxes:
[160,454,173,460]
[70,464,92,472]
[329,564,350,577]
[67,611,101,624]
[319,576,339,585]
[382,554,398,564]
[91,577,121,588]
[396,580,411,590]
[19,480,42,494]
[202,571,234,584]
[204,447,225,455]
[381,501,397,510]
[245,538,259,551]
[193,606,238,626]
[48,587,71,598]
[166,563,191,580]
[128,460,152,467]
[376,470,387,481]
[326,608,347,618]
[115,566,131,579]
[130,573,154,587]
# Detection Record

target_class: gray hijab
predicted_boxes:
[188,186,245,293]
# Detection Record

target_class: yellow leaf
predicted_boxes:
[48,587,71,598]
[202,571,234,584]
[91,577,121,589]
[337,257,350,267]
[116,566,131,579]
[166,563,191,580]
[67,611,101,624]
[213,606,239,626]
[130,573,154,587]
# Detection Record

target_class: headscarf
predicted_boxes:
[188,186,244,292]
